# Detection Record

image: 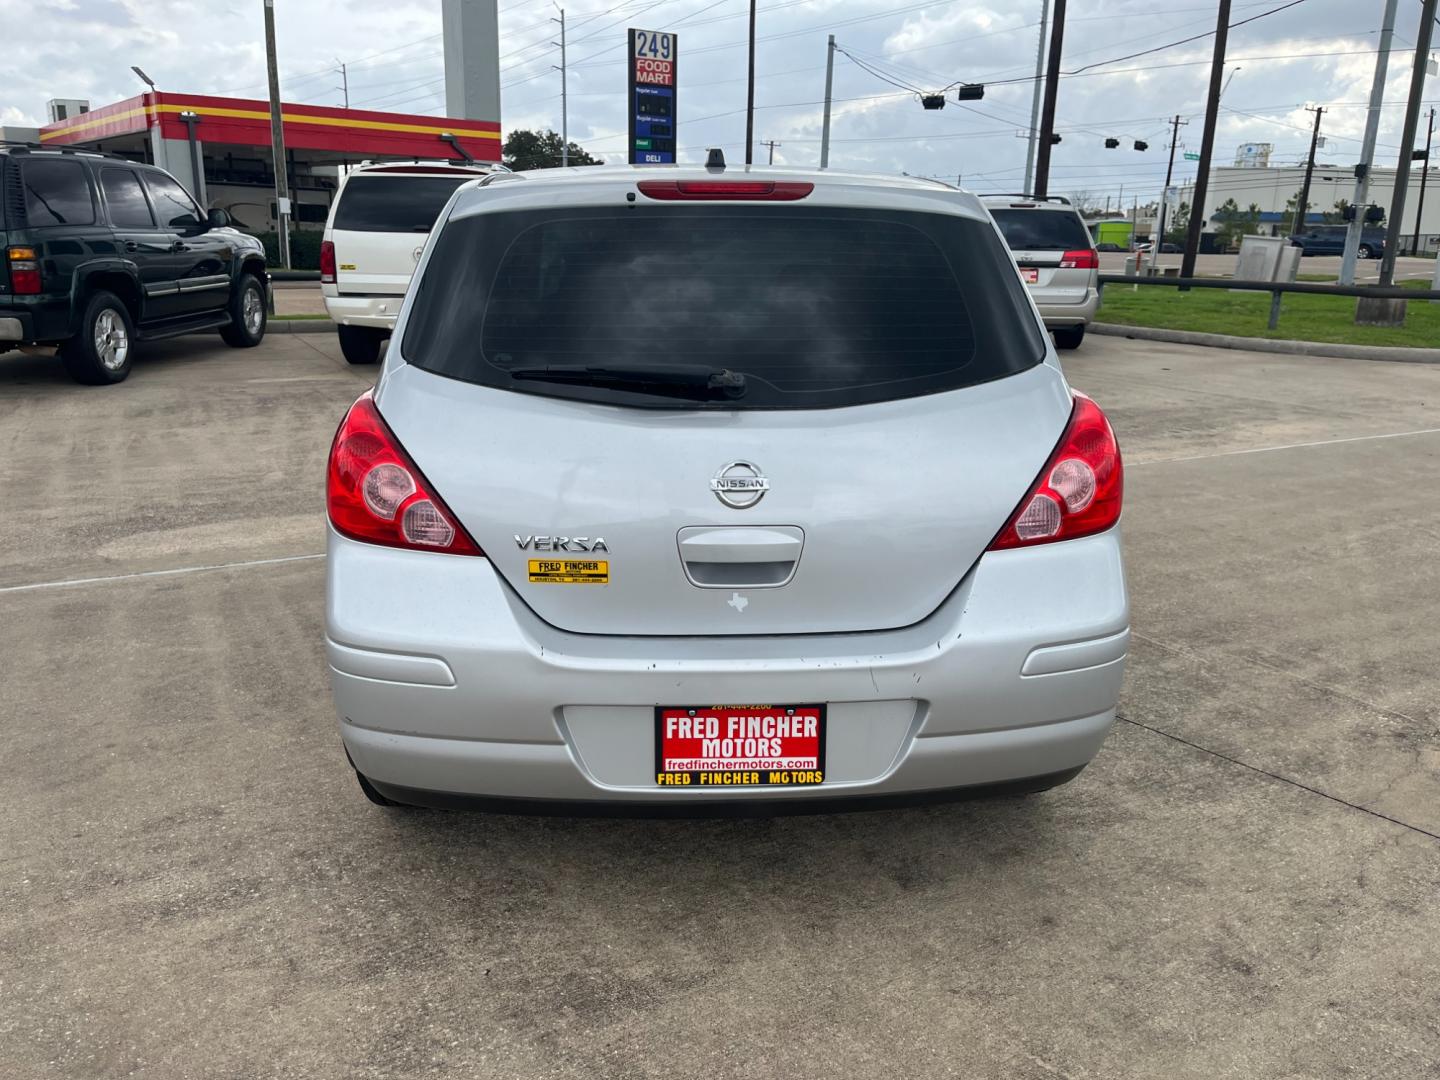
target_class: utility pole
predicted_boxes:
[1378,0,1437,287]
[1022,0,1051,196]
[762,139,780,164]
[744,0,757,165]
[1156,114,1188,261]
[819,35,835,168]
[336,60,348,108]
[263,0,291,270]
[1180,0,1231,281]
[1412,107,1434,255]
[1341,0,1398,285]
[553,6,568,166]
[1290,106,1324,238]
[1033,0,1066,199]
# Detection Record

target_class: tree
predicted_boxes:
[1326,198,1351,225]
[1211,198,1260,251]
[1165,201,1190,246]
[1284,189,1313,234]
[502,129,601,170]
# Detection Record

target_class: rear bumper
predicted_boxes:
[321,289,402,330]
[1036,289,1100,328]
[328,526,1128,806]
[0,315,25,343]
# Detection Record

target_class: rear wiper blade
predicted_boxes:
[505,364,747,399]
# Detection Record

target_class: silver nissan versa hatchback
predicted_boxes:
[325,164,1128,813]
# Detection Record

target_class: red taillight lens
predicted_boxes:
[326,392,483,556]
[988,392,1122,550]
[637,180,814,201]
[319,240,337,284]
[8,246,41,294]
[1059,248,1099,269]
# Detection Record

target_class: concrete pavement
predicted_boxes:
[2,333,1439,1078]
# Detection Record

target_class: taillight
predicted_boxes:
[319,240,336,284]
[637,180,814,201]
[326,392,483,556]
[1059,248,1099,269]
[988,392,1122,550]
[8,246,41,294]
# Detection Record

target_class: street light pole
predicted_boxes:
[819,35,835,168]
[1032,0,1066,199]
[553,6,568,166]
[263,0,291,270]
[1180,0,1232,282]
[1341,0,1398,285]
[1156,113,1188,262]
[1377,0,1437,287]
[1411,107,1434,255]
[744,0,756,165]
[1290,106,1324,239]
[1022,0,1050,196]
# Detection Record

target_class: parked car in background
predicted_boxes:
[1289,224,1386,259]
[1095,242,1125,252]
[320,159,505,365]
[981,194,1099,350]
[0,144,267,384]
[326,164,1127,812]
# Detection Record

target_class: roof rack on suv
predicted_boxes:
[979,193,1073,205]
[0,140,144,164]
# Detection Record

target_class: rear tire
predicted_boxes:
[1052,325,1085,350]
[219,273,267,347]
[60,290,135,385]
[338,324,387,365]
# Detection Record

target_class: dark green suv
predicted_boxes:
[1,144,269,384]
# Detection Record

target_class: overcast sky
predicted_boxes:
[4,0,1437,207]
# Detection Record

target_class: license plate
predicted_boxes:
[655,705,826,787]
[1021,267,1040,283]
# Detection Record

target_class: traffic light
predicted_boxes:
[1104,138,1119,149]
[921,94,946,110]
[956,84,985,100]
[1364,205,1384,223]
[1049,133,1062,144]
[1133,140,1148,151]
[1341,204,1357,222]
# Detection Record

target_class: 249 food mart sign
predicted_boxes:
[629,28,677,164]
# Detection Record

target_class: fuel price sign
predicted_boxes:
[629,29,677,164]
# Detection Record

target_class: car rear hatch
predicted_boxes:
[328,172,480,296]
[379,191,1071,637]
[989,205,1095,305]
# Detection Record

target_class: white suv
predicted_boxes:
[319,160,504,365]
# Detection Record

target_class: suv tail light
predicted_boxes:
[637,180,814,201]
[319,240,336,284]
[8,246,40,294]
[327,392,483,556]
[988,392,1122,550]
[1059,248,1099,270]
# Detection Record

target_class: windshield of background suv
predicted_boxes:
[989,208,1092,252]
[332,176,476,232]
[402,206,1047,410]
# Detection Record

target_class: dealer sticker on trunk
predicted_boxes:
[528,559,609,584]
[655,705,826,787]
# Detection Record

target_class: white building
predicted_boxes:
[1172,164,1440,251]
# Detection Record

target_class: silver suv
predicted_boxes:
[981,195,1099,351]
[325,165,1128,812]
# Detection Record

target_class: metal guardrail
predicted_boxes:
[1097,273,1440,330]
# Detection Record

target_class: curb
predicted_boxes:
[1090,322,1440,364]
[266,320,333,335]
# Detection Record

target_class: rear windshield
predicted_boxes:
[401,206,1046,410]
[332,175,475,233]
[989,208,1091,251]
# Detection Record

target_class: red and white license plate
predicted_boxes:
[1021,267,1040,284]
[655,705,826,788]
